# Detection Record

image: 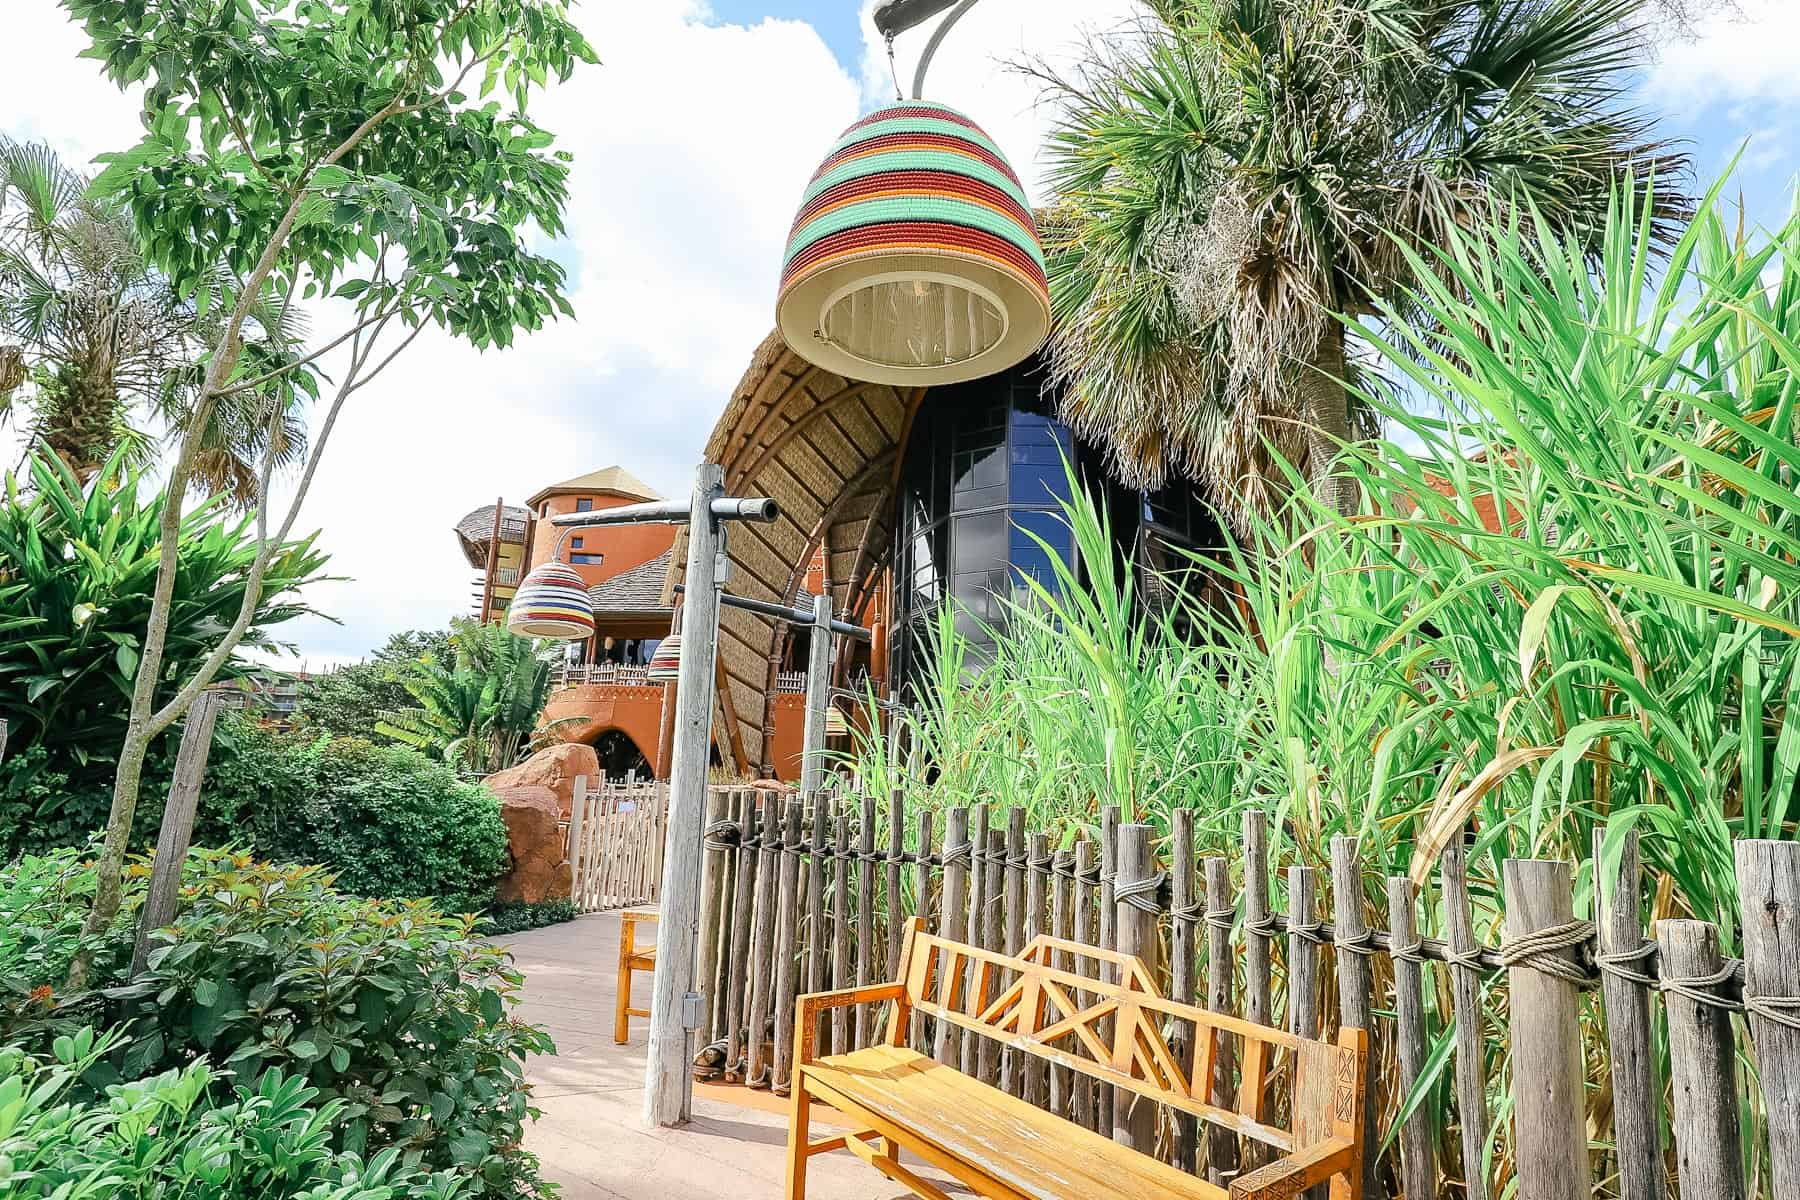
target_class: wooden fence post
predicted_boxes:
[1023,831,1050,1108]
[131,691,222,977]
[977,825,1005,1085]
[910,807,933,1054]
[1593,828,1662,1200]
[695,789,730,1046]
[855,793,877,1048]
[1171,809,1199,1173]
[934,807,971,1067]
[1000,806,1026,1096]
[1112,823,1158,1153]
[1330,835,1381,1200]
[770,798,805,1096]
[1288,865,1321,1040]
[1736,839,1800,1197]
[1503,858,1587,1200]
[1204,855,1238,1184]
[831,803,852,1055]
[1439,840,1490,1200]
[1387,876,1434,1200]
[744,794,781,1088]
[1241,811,1273,1171]
[1073,838,1099,1133]
[806,791,829,1052]
[1098,805,1119,1132]
[886,789,907,979]
[723,790,759,1081]
[1657,919,1745,1200]
[567,774,589,908]
[1049,845,1075,1119]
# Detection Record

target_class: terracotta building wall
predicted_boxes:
[527,492,674,589]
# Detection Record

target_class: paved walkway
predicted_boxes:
[499,912,956,1200]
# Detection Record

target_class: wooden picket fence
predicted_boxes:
[689,784,1800,1200]
[566,772,667,912]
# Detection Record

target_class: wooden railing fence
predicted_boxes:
[567,772,666,912]
[690,784,1800,1200]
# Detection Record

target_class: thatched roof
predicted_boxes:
[590,549,673,617]
[666,329,921,774]
[453,502,529,568]
[527,465,660,508]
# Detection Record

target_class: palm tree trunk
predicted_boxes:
[1299,324,1355,515]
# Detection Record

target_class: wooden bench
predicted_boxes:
[614,907,657,1044]
[786,918,1367,1200]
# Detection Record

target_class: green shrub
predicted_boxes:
[0,1026,468,1200]
[199,716,509,912]
[481,900,577,937]
[0,848,555,1199]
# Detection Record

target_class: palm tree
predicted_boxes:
[377,619,559,776]
[0,138,307,504]
[1037,0,1689,516]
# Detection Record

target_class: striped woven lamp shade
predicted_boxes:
[824,702,850,738]
[506,560,595,641]
[646,633,682,683]
[777,100,1050,386]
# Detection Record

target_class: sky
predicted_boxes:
[1,0,1797,672]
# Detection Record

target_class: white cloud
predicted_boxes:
[1646,1,1800,106]
[3,0,1132,668]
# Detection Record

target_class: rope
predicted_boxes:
[1006,851,1030,870]
[1245,914,1279,940]
[1336,928,1378,958]
[703,820,740,851]
[1205,905,1236,933]
[1028,847,1054,871]
[1746,993,1800,1031]
[1498,919,1596,985]
[1389,934,1425,964]
[1115,872,1166,915]
[1445,946,1486,972]
[1288,914,1329,945]
[1171,900,1203,923]
[1051,852,1076,879]
[1661,960,1739,1012]
[1596,939,1658,988]
[939,840,973,870]
[1077,861,1101,886]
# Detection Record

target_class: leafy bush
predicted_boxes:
[293,628,456,740]
[0,450,327,837]
[481,900,577,937]
[0,1027,468,1200]
[377,619,557,776]
[1,848,555,1198]
[199,717,510,913]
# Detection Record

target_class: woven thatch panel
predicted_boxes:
[666,330,923,774]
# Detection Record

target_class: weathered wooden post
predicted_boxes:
[1112,823,1158,1152]
[1736,839,1800,1196]
[1204,855,1238,1184]
[1439,840,1489,1200]
[909,806,933,1053]
[855,793,877,1048]
[799,594,832,793]
[1241,810,1273,1171]
[1170,809,1199,1172]
[1387,876,1434,1200]
[644,464,725,1127]
[1502,859,1587,1200]
[723,791,760,1081]
[745,793,781,1087]
[1657,919,1745,1200]
[933,806,971,1067]
[131,691,223,977]
[1593,829,1661,1200]
[770,798,805,1096]
[1330,835,1380,1200]
[695,789,732,1047]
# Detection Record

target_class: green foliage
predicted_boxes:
[69,0,595,351]
[293,628,457,739]
[377,619,556,776]
[1040,0,1688,511]
[480,900,577,937]
[199,716,510,913]
[0,450,327,807]
[0,1027,469,1200]
[0,849,554,1198]
[855,176,1800,1193]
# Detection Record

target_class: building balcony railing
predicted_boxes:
[776,671,807,694]
[552,662,656,690]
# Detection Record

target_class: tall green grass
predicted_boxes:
[848,176,1800,1194]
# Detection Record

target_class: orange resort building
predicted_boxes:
[453,340,1224,785]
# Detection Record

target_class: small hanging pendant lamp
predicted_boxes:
[507,559,595,641]
[776,97,1049,386]
[824,701,850,738]
[646,633,683,683]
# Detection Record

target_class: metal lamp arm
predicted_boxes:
[911,0,983,100]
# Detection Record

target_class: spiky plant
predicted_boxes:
[377,618,558,776]
[1037,0,1690,517]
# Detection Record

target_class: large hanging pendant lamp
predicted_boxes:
[776,1,1048,387]
[646,633,683,683]
[508,558,595,640]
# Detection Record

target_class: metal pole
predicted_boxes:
[800,593,833,793]
[643,464,725,1128]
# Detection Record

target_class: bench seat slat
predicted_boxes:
[800,1044,1228,1200]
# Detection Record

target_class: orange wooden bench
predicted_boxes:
[614,907,657,1044]
[786,917,1367,1200]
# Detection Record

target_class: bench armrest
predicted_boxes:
[793,984,908,1066]
[1227,1138,1355,1200]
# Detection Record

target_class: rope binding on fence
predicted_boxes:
[1498,919,1596,985]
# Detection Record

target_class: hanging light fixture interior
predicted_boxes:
[646,631,683,683]
[776,0,1047,387]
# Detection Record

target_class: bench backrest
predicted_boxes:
[888,920,1367,1158]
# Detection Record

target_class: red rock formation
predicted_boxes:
[486,741,599,820]
[491,784,572,904]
